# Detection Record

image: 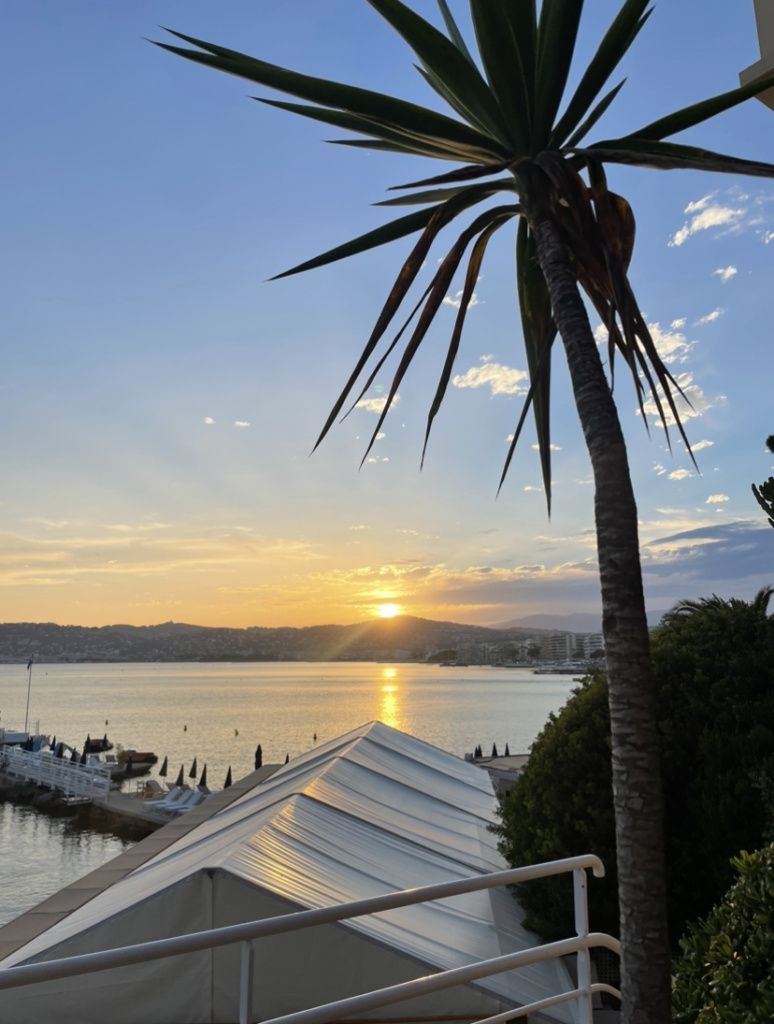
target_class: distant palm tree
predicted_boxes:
[157,3,774,1020]
[753,435,774,527]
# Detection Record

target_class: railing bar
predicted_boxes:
[239,940,254,1024]
[0,857,606,991]
[590,982,621,999]
[466,987,585,1024]
[258,937,594,1024]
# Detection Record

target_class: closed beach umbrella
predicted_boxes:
[491,743,498,758]
[55,742,65,759]
[224,766,232,789]
[101,733,109,751]
[188,757,198,781]
[51,736,56,751]
[84,734,90,752]
[125,756,133,776]
[505,743,510,757]
[254,744,262,770]
[198,764,207,789]
[174,764,185,788]
[284,753,289,765]
[80,749,89,765]
[158,756,168,778]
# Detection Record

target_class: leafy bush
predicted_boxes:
[496,672,618,940]
[672,845,774,1024]
[495,590,774,944]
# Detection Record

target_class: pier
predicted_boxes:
[3,747,111,803]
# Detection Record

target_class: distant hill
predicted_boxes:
[492,610,666,631]
[0,615,542,664]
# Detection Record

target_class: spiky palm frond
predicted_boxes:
[156,0,774,505]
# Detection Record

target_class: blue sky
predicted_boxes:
[1,0,773,628]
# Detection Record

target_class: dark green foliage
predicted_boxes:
[495,590,774,945]
[496,672,618,940]
[654,589,774,938]
[752,434,774,528]
[671,845,774,1024]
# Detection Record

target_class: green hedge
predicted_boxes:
[672,845,774,1023]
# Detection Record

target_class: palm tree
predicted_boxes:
[753,435,774,527]
[666,586,774,621]
[155,3,774,1020]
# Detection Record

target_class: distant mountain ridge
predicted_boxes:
[493,610,666,631]
[0,615,546,664]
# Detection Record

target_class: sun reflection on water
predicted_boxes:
[379,667,401,729]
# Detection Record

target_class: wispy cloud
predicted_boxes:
[712,266,737,283]
[356,394,400,414]
[648,322,693,364]
[669,188,774,247]
[706,494,729,504]
[693,308,723,326]
[531,443,562,451]
[234,421,250,428]
[641,372,715,428]
[668,469,692,481]
[204,417,215,425]
[692,439,714,452]
[669,198,744,247]
[443,290,480,309]
[596,321,693,364]
[453,356,528,397]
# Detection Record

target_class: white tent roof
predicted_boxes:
[1,721,580,1022]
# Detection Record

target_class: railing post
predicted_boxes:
[239,939,254,1024]
[573,869,593,1024]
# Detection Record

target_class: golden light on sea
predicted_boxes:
[380,667,401,729]
[377,603,402,618]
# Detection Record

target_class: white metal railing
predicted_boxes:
[0,854,621,1024]
[2,747,111,801]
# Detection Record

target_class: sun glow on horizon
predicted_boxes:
[377,603,402,618]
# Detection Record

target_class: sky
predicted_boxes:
[1,0,773,630]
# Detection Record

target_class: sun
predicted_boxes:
[377,603,402,619]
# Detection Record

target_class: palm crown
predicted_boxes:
[157,0,774,508]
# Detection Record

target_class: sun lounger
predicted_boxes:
[147,787,186,813]
[153,789,201,817]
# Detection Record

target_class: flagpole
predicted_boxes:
[24,657,33,735]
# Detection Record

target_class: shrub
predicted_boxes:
[495,590,774,945]
[672,845,774,1024]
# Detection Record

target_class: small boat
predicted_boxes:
[85,749,158,781]
[83,734,114,754]
[121,751,159,776]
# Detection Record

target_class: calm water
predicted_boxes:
[0,662,578,926]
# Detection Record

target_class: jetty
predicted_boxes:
[3,746,111,804]
[0,744,281,830]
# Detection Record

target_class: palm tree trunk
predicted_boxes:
[529,213,671,1024]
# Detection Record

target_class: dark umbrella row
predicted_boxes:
[161,759,223,789]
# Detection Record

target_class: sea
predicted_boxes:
[0,661,580,927]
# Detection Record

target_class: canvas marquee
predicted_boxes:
[0,721,582,1024]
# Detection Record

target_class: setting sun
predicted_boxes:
[377,604,402,619]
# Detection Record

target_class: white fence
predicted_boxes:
[0,854,621,1024]
[2,747,111,801]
